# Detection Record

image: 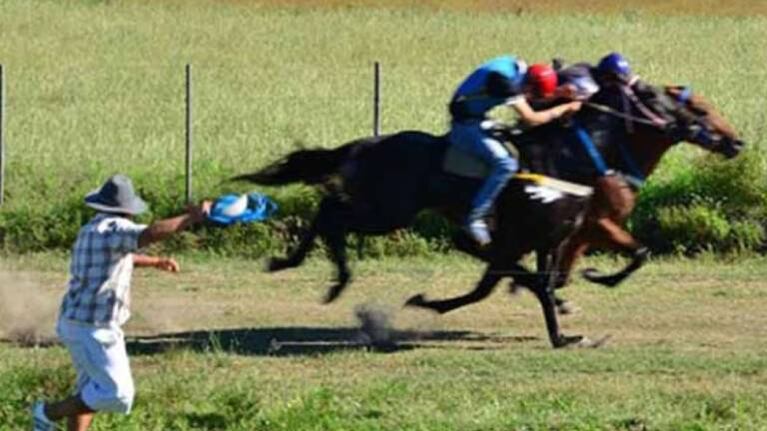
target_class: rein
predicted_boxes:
[585,102,665,129]
[582,101,660,187]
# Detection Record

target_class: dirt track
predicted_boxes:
[2,255,767,354]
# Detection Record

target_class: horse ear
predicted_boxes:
[664,85,683,98]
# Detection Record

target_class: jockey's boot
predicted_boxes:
[466,219,491,246]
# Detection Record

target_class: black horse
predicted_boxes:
[233,101,642,348]
[233,81,743,348]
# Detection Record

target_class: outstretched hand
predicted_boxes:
[155,257,180,273]
[188,200,213,223]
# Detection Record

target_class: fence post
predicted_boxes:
[373,61,381,136]
[185,64,193,204]
[358,61,382,259]
[0,64,5,207]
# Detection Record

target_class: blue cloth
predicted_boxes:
[678,86,693,103]
[572,122,609,176]
[451,55,525,118]
[208,192,278,226]
[449,121,518,223]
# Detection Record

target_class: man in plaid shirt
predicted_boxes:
[32,174,211,431]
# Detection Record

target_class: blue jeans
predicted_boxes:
[449,120,518,223]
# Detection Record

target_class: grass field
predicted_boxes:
[1,0,765,207]
[1,253,767,429]
[1,2,767,427]
[0,0,766,254]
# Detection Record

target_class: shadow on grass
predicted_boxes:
[125,326,539,357]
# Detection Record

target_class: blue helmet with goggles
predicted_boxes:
[597,52,633,82]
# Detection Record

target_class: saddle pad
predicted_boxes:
[442,147,593,198]
[442,143,519,178]
[513,173,593,198]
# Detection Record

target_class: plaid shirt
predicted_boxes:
[59,213,147,327]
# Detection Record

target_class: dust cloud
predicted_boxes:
[0,269,60,346]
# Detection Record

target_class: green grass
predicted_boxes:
[0,0,766,253]
[2,2,767,427]
[1,253,767,429]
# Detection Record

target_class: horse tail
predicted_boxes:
[230,145,354,186]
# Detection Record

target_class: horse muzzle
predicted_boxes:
[721,138,745,159]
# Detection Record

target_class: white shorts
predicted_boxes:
[56,318,135,414]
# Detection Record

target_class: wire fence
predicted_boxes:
[0,61,389,207]
[0,64,5,207]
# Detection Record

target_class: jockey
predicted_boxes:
[449,55,583,246]
[594,52,672,128]
[553,61,600,102]
[594,52,636,86]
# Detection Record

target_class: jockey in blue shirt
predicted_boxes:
[449,55,583,246]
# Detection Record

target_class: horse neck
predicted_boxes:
[616,130,676,178]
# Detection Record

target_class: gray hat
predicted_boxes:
[84,174,148,215]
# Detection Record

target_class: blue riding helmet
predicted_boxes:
[597,52,632,81]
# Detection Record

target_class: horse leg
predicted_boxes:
[270,196,353,303]
[315,198,352,304]
[581,218,649,288]
[405,265,503,314]
[539,247,578,315]
[321,228,351,304]
[560,175,649,288]
[529,279,583,348]
[524,252,586,348]
[554,226,592,289]
[508,249,573,315]
[506,257,584,348]
[267,217,319,272]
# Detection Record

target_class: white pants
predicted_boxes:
[56,318,135,414]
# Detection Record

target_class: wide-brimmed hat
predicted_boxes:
[84,174,148,215]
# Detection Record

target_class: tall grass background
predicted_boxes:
[0,0,765,255]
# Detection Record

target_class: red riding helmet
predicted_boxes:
[526,63,558,98]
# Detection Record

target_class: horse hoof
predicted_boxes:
[556,301,578,315]
[555,334,610,349]
[404,294,427,308]
[508,282,524,296]
[554,334,584,348]
[267,257,289,272]
[581,268,622,288]
[581,267,600,280]
[323,290,340,304]
[575,335,611,348]
[323,281,348,304]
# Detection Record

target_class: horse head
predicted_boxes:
[664,86,745,159]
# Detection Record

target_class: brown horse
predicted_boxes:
[553,85,744,298]
[404,84,743,323]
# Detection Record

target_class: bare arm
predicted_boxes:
[133,255,180,272]
[510,98,583,127]
[137,201,211,249]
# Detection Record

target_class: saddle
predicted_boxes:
[442,129,592,199]
[442,122,520,178]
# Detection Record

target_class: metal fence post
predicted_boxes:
[373,61,381,137]
[0,64,5,207]
[185,64,193,204]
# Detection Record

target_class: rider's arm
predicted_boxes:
[137,202,211,249]
[508,98,582,127]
